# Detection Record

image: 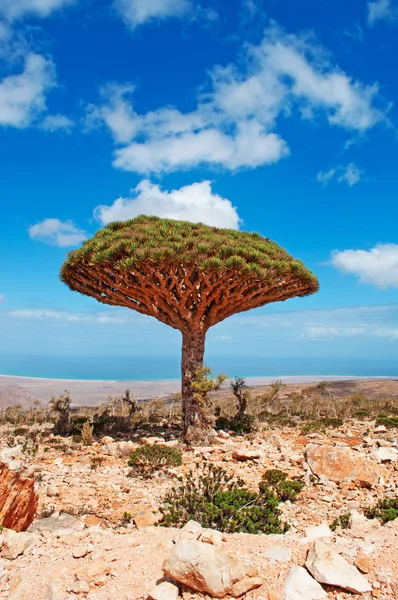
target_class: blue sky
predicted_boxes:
[0,0,397,375]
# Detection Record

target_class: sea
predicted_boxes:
[0,354,396,381]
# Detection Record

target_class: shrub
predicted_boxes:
[81,421,93,446]
[13,427,28,437]
[159,463,288,534]
[215,413,254,434]
[262,470,304,502]
[376,416,398,429]
[128,444,182,478]
[365,498,398,523]
[330,514,350,531]
[301,418,343,434]
[90,456,104,470]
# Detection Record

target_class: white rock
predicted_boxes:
[1,529,33,560]
[148,581,179,600]
[232,448,263,461]
[304,524,331,541]
[163,540,262,598]
[372,447,398,463]
[46,579,68,600]
[306,540,372,594]
[282,566,327,600]
[265,546,292,563]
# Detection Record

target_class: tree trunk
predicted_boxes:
[181,331,206,437]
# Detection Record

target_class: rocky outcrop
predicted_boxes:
[0,447,38,532]
[305,444,383,487]
[306,540,372,594]
[163,540,262,598]
[282,566,327,600]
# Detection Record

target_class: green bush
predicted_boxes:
[330,514,350,531]
[301,418,343,434]
[365,498,398,523]
[376,416,398,429]
[128,444,182,478]
[159,463,288,534]
[215,414,254,434]
[262,470,304,502]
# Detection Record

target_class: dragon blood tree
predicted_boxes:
[60,216,319,437]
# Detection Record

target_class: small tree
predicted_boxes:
[231,377,251,417]
[60,216,319,438]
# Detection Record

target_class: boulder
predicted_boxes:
[372,447,398,463]
[148,581,179,600]
[173,520,223,547]
[0,449,38,532]
[232,448,262,461]
[163,540,262,598]
[282,566,327,600]
[305,444,383,487]
[1,528,33,560]
[28,513,80,534]
[134,509,162,530]
[304,524,331,541]
[305,540,372,594]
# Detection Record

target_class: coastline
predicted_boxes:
[0,373,396,409]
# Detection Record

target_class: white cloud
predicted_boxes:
[89,25,387,175]
[0,53,56,128]
[304,325,398,340]
[94,179,241,229]
[0,294,5,302]
[367,0,397,25]
[40,113,74,132]
[331,244,398,288]
[8,309,128,323]
[0,0,75,21]
[114,0,192,29]
[28,218,87,247]
[317,163,362,187]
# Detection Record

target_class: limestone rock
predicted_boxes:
[372,447,398,463]
[148,581,179,600]
[46,579,69,600]
[306,540,372,594]
[305,444,383,487]
[29,513,80,534]
[304,524,331,541]
[265,546,292,563]
[282,566,327,600]
[163,540,261,598]
[232,448,262,461]
[0,449,38,532]
[134,509,162,529]
[173,520,223,547]
[1,528,33,560]
[355,550,374,574]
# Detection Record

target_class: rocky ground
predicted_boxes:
[1,420,398,600]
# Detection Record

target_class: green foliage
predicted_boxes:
[160,463,288,535]
[262,470,304,502]
[376,416,398,429]
[216,377,255,434]
[365,498,398,523]
[262,413,297,428]
[61,216,319,295]
[263,469,287,486]
[128,444,182,478]
[330,514,350,531]
[69,415,90,435]
[188,366,227,441]
[301,418,344,434]
[122,512,133,523]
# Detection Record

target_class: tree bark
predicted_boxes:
[181,331,206,437]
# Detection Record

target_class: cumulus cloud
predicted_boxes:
[40,113,74,132]
[28,218,87,247]
[0,53,56,128]
[88,24,388,175]
[317,163,362,187]
[0,0,75,21]
[0,294,5,302]
[304,325,398,340]
[331,243,398,288]
[94,180,241,229]
[367,0,397,25]
[114,0,192,29]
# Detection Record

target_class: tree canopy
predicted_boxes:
[60,215,319,335]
